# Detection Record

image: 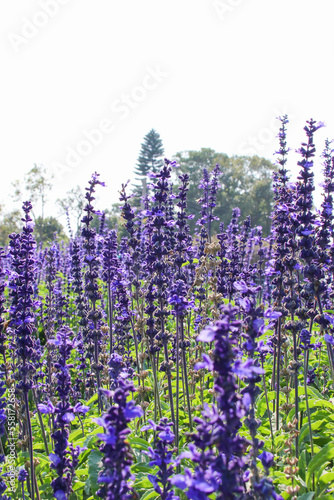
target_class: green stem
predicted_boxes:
[32,389,49,456]
[175,317,180,451]
[181,319,192,431]
[303,353,314,456]
[148,350,162,420]
[24,391,36,500]
[261,361,274,450]
[276,319,281,431]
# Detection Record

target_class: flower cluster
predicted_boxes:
[95,368,143,499]
[141,418,179,500]
[39,326,88,500]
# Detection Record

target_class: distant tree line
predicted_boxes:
[132,129,274,235]
[0,131,274,246]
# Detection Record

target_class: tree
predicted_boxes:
[34,216,68,246]
[0,207,22,246]
[174,148,274,235]
[57,185,85,236]
[10,165,70,244]
[12,164,53,222]
[133,129,164,202]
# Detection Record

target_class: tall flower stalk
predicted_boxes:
[38,325,88,500]
[8,202,39,500]
[81,172,105,411]
[95,366,143,499]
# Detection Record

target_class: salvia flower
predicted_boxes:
[18,468,29,499]
[174,305,247,500]
[38,326,88,500]
[141,418,179,500]
[95,367,143,499]
[0,375,8,500]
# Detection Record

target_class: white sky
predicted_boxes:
[1,0,334,225]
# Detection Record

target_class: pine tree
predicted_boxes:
[133,129,164,201]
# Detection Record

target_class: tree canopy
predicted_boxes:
[173,148,274,235]
[133,129,164,201]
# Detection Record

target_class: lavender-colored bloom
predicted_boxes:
[307,367,316,385]
[95,368,143,499]
[8,202,38,393]
[258,451,274,471]
[39,326,85,500]
[299,328,313,350]
[0,374,8,500]
[8,202,40,499]
[168,280,193,316]
[108,352,126,390]
[81,173,105,407]
[0,249,7,370]
[175,305,247,500]
[102,230,118,353]
[141,418,179,500]
[18,468,28,482]
[18,468,29,499]
[324,333,334,345]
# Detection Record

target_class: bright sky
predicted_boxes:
[1,0,334,225]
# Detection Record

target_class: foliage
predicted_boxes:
[174,148,274,234]
[133,129,165,202]
[34,216,68,246]
[0,207,22,246]
[11,163,53,221]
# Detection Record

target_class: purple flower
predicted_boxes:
[324,333,334,345]
[47,326,83,500]
[96,368,143,499]
[258,451,274,470]
[141,418,178,499]
[194,354,214,371]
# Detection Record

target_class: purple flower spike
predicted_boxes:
[143,418,179,500]
[96,367,143,499]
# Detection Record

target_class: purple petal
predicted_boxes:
[62,412,75,423]
[38,402,55,414]
[97,430,116,445]
[170,474,188,489]
[124,402,144,419]
[73,403,90,414]
[54,491,66,500]
[195,354,213,371]
[324,333,334,345]
[197,326,216,343]
[49,453,61,466]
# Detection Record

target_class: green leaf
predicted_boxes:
[75,468,88,477]
[72,481,85,491]
[84,434,99,450]
[297,493,315,500]
[299,420,324,445]
[88,449,103,494]
[129,437,150,451]
[131,462,152,473]
[135,477,154,489]
[318,472,334,495]
[69,427,85,443]
[306,442,334,487]
[141,489,159,500]
[287,400,334,422]
[84,478,91,496]
[256,390,276,416]
[307,386,326,401]
[86,394,98,406]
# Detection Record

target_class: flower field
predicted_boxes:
[1,116,334,499]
